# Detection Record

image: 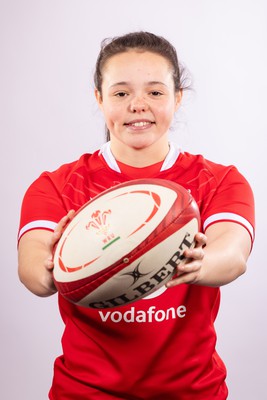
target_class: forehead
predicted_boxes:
[102,50,173,80]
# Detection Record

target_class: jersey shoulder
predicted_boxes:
[170,151,255,238]
[177,151,237,177]
[39,151,102,189]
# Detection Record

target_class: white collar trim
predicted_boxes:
[98,141,181,173]
[98,141,121,172]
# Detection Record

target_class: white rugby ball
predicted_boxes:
[53,179,200,308]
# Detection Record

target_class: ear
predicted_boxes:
[95,89,103,109]
[175,90,183,112]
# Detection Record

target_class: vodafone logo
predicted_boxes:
[98,304,187,324]
[97,284,187,324]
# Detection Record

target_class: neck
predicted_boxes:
[110,138,170,168]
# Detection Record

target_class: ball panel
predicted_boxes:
[63,218,199,308]
[54,182,179,282]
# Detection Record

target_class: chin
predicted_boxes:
[127,135,158,149]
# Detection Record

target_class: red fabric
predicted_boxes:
[18,149,255,399]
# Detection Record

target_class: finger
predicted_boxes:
[178,259,202,274]
[67,209,75,220]
[166,271,199,287]
[167,261,202,286]
[55,210,75,233]
[52,210,75,242]
[194,232,207,248]
[167,257,203,287]
[44,257,54,271]
[183,246,205,262]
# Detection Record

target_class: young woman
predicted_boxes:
[18,32,255,399]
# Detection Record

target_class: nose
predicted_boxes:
[130,97,149,113]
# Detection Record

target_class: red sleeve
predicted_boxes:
[201,166,255,241]
[18,173,69,240]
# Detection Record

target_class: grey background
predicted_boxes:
[1,0,266,398]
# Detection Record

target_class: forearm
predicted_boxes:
[18,231,57,297]
[196,235,247,287]
[167,222,252,289]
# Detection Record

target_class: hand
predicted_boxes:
[18,209,76,297]
[44,210,75,275]
[166,232,207,288]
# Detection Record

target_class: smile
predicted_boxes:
[125,121,155,127]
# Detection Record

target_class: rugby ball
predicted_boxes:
[53,179,200,309]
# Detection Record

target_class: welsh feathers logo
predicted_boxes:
[86,209,120,249]
[86,209,112,234]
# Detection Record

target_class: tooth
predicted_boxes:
[133,122,149,127]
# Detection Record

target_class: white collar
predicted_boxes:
[98,141,181,173]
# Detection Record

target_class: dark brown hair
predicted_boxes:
[94,31,190,140]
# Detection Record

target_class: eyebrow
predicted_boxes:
[110,81,167,88]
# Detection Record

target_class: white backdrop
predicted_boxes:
[1,0,266,399]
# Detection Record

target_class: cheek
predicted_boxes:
[158,104,176,124]
[103,106,123,129]
[103,106,122,125]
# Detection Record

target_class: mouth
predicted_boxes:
[124,120,155,128]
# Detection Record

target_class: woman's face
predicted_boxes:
[95,50,182,160]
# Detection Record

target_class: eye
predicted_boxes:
[115,91,128,98]
[150,91,163,96]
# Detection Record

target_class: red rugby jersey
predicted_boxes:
[18,143,255,399]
